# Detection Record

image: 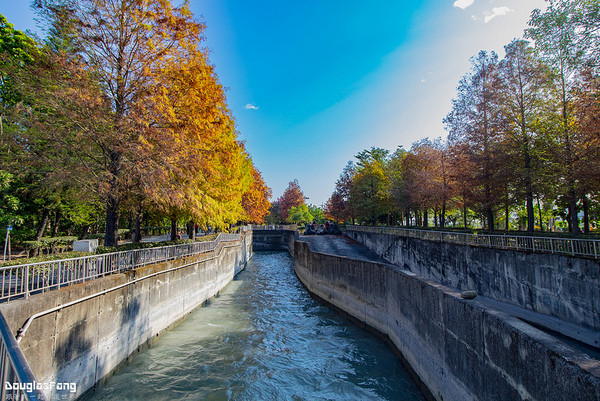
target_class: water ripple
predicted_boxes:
[85,252,424,401]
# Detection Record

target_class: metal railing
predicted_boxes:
[0,311,45,401]
[249,224,297,231]
[0,232,243,303]
[345,225,600,259]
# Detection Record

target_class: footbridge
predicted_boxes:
[0,225,598,400]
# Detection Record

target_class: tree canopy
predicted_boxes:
[0,4,270,247]
[326,0,600,234]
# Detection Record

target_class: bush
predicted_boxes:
[0,251,94,267]
[18,236,78,257]
[96,233,219,254]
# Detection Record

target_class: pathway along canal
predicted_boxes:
[84,252,425,400]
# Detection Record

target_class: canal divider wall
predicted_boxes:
[294,239,600,401]
[251,229,297,254]
[345,230,600,333]
[0,232,252,400]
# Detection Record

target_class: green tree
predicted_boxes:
[0,171,21,228]
[445,51,505,231]
[34,0,217,246]
[349,157,390,224]
[307,204,325,224]
[526,0,586,233]
[496,39,553,232]
[0,14,36,136]
[286,204,313,225]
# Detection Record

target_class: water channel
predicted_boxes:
[85,252,425,401]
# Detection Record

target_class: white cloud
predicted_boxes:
[484,7,514,23]
[453,0,475,10]
[420,79,426,83]
[244,103,259,110]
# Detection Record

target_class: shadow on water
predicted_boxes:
[84,251,425,401]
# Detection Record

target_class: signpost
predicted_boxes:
[3,224,12,262]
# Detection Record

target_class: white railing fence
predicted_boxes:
[345,225,600,259]
[0,232,243,303]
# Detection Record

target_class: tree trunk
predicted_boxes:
[568,191,579,235]
[423,209,428,228]
[441,200,446,229]
[134,205,143,243]
[560,68,579,235]
[536,195,544,232]
[505,202,509,231]
[35,209,50,241]
[186,221,195,240]
[526,192,535,232]
[582,195,590,234]
[170,216,177,241]
[104,150,122,247]
[51,211,60,237]
[105,197,120,247]
[486,207,494,232]
[80,224,90,240]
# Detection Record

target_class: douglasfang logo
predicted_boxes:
[4,381,76,393]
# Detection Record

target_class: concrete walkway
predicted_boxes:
[300,234,600,359]
[299,234,389,264]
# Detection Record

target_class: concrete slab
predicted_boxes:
[299,235,388,263]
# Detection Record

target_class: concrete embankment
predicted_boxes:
[294,236,600,401]
[251,229,297,254]
[0,233,252,400]
[345,230,600,336]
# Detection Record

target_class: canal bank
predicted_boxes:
[84,252,425,401]
[294,235,600,401]
[0,233,252,400]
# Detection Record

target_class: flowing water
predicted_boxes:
[85,252,425,401]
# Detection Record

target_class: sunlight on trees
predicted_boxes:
[0,2,270,248]
[326,0,600,234]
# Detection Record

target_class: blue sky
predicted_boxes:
[2,0,546,205]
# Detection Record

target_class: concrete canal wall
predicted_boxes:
[251,229,297,254]
[345,230,600,333]
[294,240,600,401]
[0,233,252,400]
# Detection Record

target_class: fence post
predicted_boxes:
[25,267,29,299]
[571,240,574,255]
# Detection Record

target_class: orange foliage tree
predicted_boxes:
[30,0,259,242]
[277,179,305,222]
[242,165,272,224]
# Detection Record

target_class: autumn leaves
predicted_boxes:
[0,1,271,246]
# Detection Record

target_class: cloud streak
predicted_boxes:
[453,0,475,10]
[484,7,514,23]
[245,103,259,110]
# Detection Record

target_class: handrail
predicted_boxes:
[249,224,297,231]
[0,231,245,303]
[15,238,243,344]
[0,310,45,400]
[345,225,600,259]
